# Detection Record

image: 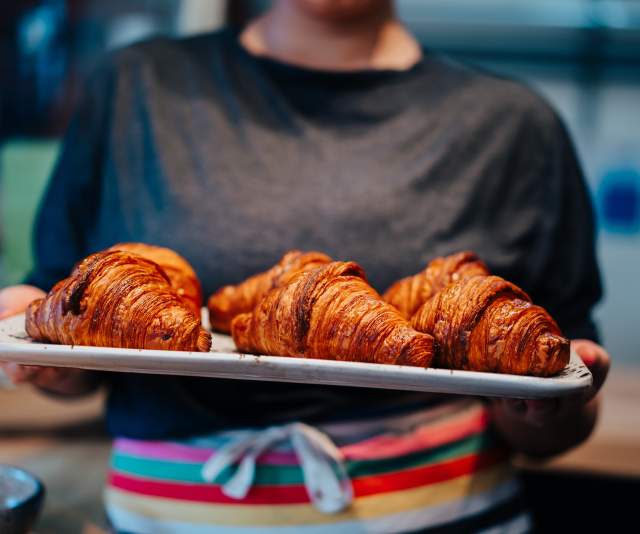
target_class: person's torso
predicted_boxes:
[90,30,548,295]
[84,30,552,438]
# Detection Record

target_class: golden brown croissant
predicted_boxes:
[208,250,332,333]
[383,251,490,319]
[411,275,569,376]
[232,261,434,367]
[25,251,211,352]
[109,242,202,318]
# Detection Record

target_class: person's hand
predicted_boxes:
[493,339,610,427]
[490,339,610,457]
[0,284,98,396]
[0,284,45,320]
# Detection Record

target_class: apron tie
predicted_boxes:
[201,422,353,514]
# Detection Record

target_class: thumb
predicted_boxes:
[572,340,610,401]
[0,285,46,319]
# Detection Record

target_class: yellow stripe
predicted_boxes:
[105,463,514,526]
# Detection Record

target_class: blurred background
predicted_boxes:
[1,0,638,531]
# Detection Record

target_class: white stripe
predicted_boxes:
[477,512,532,534]
[106,478,521,534]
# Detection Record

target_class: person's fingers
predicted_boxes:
[0,362,43,384]
[0,309,18,320]
[30,366,75,389]
[572,339,610,402]
[495,398,555,427]
[0,362,77,387]
[583,356,609,403]
[492,341,611,429]
[522,398,560,426]
[573,341,598,366]
[494,397,568,427]
[1,362,23,382]
[492,398,526,419]
[0,285,46,319]
[503,398,527,414]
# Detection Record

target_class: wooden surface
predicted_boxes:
[1,365,638,532]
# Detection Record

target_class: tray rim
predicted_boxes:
[0,313,592,399]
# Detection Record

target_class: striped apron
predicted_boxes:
[105,398,530,533]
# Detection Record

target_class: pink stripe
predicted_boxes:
[115,404,489,466]
[341,406,490,461]
[114,438,298,465]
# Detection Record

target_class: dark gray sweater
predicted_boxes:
[27,29,600,439]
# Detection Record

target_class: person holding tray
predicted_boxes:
[0,0,609,532]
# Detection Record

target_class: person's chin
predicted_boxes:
[295,0,386,23]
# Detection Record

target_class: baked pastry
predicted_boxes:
[232,261,434,367]
[25,250,211,352]
[411,275,569,376]
[383,251,489,319]
[208,250,332,333]
[109,242,202,318]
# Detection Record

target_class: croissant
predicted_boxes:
[231,262,434,367]
[411,275,569,376]
[25,251,211,352]
[383,251,489,319]
[109,242,202,318]
[208,250,332,333]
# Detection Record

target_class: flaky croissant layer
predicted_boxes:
[26,251,211,352]
[232,261,434,367]
[109,242,203,318]
[383,251,489,319]
[411,275,569,376]
[208,250,332,333]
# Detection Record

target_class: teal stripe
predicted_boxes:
[111,433,493,485]
[111,454,302,485]
[348,433,494,478]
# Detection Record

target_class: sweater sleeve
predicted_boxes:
[24,63,114,291]
[524,109,602,342]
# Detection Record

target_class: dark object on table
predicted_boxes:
[0,465,45,534]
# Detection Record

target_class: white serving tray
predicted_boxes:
[0,313,592,399]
